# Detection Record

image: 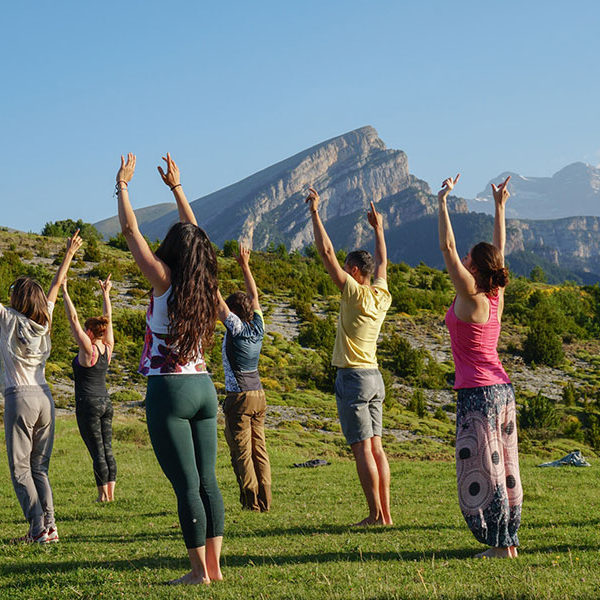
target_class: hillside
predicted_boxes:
[1,228,600,460]
[94,202,176,240]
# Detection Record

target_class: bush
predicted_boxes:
[585,414,600,450]
[381,334,426,382]
[562,382,577,407]
[113,309,147,340]
[518,391,560,439]
[111,389,143,403]
[108,232,129,251]
[42,219,100,241]
[433,406,450,422]
[530,265,547,283]
[297,317,336,353]
[561,416,584,442]
[223,239,239,257]
[407,388,426,417]
[522,322,564,366]
[380,367,399,406]
[83,238,102,262]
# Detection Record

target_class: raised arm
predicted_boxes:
[157,153,197,226]
[438,174,477,297]
[99,274,114,356]
[367,202,387,280]
[235,245,260,311]
[492,175,510,265]
[62,278,94,364]
[216,289,230,323]
[48,230,83,305]
[306,187,347,291]
[116,154,170,295]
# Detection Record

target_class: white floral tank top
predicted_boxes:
[138,286,207,376]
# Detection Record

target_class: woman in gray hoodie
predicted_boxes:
[1,230,82,543]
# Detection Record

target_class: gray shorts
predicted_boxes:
[335,368,385,445]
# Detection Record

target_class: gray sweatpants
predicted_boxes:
[4,384,56,536]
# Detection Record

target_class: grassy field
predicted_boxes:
[1,416,599,600]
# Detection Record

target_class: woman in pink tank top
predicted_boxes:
[438,174,522,559]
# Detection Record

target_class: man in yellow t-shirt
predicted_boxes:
[305,187,392,526]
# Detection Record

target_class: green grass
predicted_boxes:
[1,417,600,599]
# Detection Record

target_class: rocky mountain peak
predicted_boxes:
[136,126,457,250]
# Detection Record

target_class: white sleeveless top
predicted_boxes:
[138,287,207,376]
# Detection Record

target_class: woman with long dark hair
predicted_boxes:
[1,231,82,543]
[116,153,224,585]
[62,274,116,502]
[438,174,522,558]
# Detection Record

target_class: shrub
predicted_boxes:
[561,416,584,442]
[518,391,560,439]
[562,382,577,407]
[113,309,147,340]
[380,367,399,407]
[108,232,129,251]
[522,322,564,366]
[381,334,425,380]
[585,414,600,450]
[42,219,100,241]
[83,238,102,262]
[297,317,336,353]
[530,265,547,283]
[433,406,450,422]
[223,239,239,257]
[111,389,143,403]
[407,388,426,417]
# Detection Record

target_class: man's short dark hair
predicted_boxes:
[345,250,375,277]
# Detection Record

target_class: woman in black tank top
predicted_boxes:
[62,275,117,502]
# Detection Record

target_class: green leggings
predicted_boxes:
[146,374,225,548]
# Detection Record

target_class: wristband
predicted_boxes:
[170,184,182,191]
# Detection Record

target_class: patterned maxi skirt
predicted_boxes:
[455,383,522,547]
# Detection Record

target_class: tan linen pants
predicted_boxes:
[223,390,272,511]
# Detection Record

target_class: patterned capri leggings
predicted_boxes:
[455,383,522,547]
[76,395,117,487]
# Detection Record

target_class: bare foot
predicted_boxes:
[206,567,223,581]
[352,516,384,527]
[474,547,512,559]
[168,571,210,585]
[509,546,519,558]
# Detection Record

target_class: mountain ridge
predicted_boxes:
[92,127,600,282]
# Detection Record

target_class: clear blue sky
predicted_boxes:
[2,0,599,232]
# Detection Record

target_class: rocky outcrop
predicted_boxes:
[139,126,467,249]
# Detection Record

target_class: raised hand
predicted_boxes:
[491,175,511,206]
[66,229,83,256]
[116,153,136,185]
[305,187,320,213]
[157,153,181,189]
[235,245,251,268]
[99,273,112,295]
[438,174,461,202]
[367,201,383,231]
